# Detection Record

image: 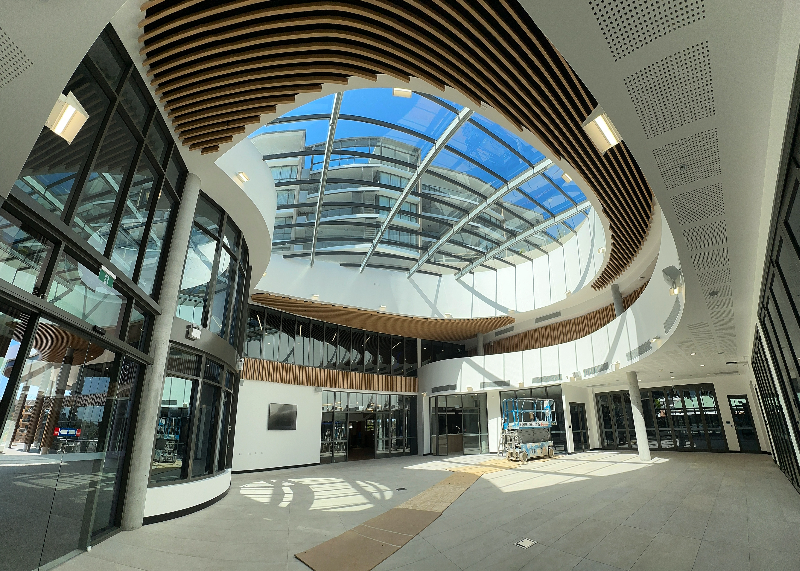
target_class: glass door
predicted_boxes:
[569,403,589,452]
[728,395,762,452]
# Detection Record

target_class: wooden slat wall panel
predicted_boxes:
[139,0,654,290]
[242,358,418,392]
[483,281,649,355]
[251,292,515,342]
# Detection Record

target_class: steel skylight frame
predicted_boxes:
[310,92,343,267]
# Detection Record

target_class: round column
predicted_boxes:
[476,332,485,356]
[121,173,201,530]
[626,371,651,461]
[611,284,624,317]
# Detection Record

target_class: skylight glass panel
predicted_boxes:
[256,119,330,147]
[282,93,336,118]
[470,114,545,165]
[519,176,571,215]
[339,89,456,138]
[430,149,504,193]
[333,119,433,158]
[447,120,530,181]
[544,164,585,203]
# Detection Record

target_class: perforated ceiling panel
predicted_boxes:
[682,219,727,251]
[625,42,714,139]
[670,183,724,224]
[0,27,32,88]
[589,0,706,61]
[653,129,721,189]
[691,247,729,272]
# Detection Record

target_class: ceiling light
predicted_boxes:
[561,173,572,183]
[670,376,675,379]
[393,88,412,98]
[700,364,705,367]
[311,294,319,301]
[598,247,606,254]
[581,106,622,154]
[690,352,696,356]
[236,171,249,183]
[670,286,681,296]
[379,305,386,312]
[45,92,88,144]
[444,313,452,319]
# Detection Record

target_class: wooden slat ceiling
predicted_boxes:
[139,0,654,290]
[251,292,515,342]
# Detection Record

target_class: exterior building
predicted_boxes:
[0,1,799,570]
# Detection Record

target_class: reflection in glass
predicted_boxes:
[151,376,196,483]
[47,251,127,337]
[192,383,220,477]
[111,154,158,279]
[137,189,173,296]
[176,226,215,325]
[71,112,139,254]
[0,210,52,294]
[208,248,233,336]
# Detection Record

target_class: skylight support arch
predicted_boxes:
[310,92,343,266]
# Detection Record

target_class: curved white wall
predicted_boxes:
[417,210,682,447]
[255,209,606,318]
[144,470,231,520]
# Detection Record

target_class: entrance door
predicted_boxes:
[728,395,762,452]
[570,403,589,451]
[347,413,375,461]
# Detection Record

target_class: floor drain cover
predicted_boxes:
[516,538,537,549]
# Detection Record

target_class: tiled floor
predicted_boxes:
[56,451,800,571]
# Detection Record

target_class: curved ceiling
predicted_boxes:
[251,291,514,341]
[137,0,654,290]
[254,87,591,277]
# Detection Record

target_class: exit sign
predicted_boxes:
[99,266,116,288]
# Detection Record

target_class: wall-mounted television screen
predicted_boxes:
[268,403,297,430]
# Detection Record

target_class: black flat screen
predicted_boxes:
[268,403,297,430]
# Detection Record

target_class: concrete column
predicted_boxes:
[121,174,201,530]
[626,371,651,461]
[476,332,484,356]
[416,338,422,370]
[611,284,624,317]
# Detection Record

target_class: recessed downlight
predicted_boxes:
[392,88,412,98]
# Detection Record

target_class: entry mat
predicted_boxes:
[295,458,524,571]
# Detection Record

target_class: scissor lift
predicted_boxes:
[499,398,555,463]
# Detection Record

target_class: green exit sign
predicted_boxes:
[99,266,116,288]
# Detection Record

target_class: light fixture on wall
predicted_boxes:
[598,247,606,254]
[518,382,524,388]
[235,171,249,183]
[392,88,412,98]
[582,106,622,154]
[379,305,387,312]
[236,358,244,372]
[311,294,320,301]
[45,92,89,144]
[466,386,473,391]
[185,324,201,341]
[561,173,572,184]
[444,313,452,319]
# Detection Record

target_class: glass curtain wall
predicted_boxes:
[0,26,171,570]
[150,344,234,485]
[595,384,728,452]
[320,390,416,463]
[246,304,465,375]
[176,193,249,348]
[429,392,489,455]
[499,385,567,452]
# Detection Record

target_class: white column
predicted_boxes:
[626,371,651,461]
[611,284,624,317]
[121,174,201,530]
[476,332,485,356]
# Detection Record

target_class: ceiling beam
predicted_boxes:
[310,91,343,267]
[454,200,590,279]
[359,106,473,272]
[408,158,552,277]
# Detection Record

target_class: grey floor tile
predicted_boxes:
[586,524,655,570]
[551,518,614,558]
[660,506,710,540]
[440,528,515,569]
[375,536,442,571]
[518,546,582,571]
[393,551,462,571]
[693,539,750,571]
[631,532,699,571]
[748,546,800,571]
[623,499,678,532]
[573,558,625,571]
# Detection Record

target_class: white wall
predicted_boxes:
[144,470,230,519]
[256,209,606,319]
[233,380,322,471]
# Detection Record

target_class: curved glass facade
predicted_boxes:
[252,89,590,275]
[0,26,184,568]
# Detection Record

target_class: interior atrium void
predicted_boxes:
[1,1,800,571]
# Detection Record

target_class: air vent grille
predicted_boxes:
[653,129,721,189]
[480,380,510,389]
[626,340,652,361]
[0,27,33,88]
[535,311,562,323]
[683,220,727,251]
[531,374,562,385]
[697,267,731,288]
[625,42,714,139]
[584,362,610,376]
[589,0,706,61]
[670,184,724,224]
